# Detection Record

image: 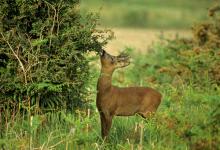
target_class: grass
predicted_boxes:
[80,0,214,28]
[1,41,219,149]
[2,87,219,149]
[1,5,220,148]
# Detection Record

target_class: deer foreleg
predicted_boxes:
[105,115,112,137]
[100,112,112,139]
[100,112,107,138]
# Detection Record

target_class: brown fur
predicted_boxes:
[96,50,162,139]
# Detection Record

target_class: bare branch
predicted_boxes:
[56,0,63,35]
[44,1,57,49]
[1,33,27,84]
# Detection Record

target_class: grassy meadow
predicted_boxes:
[2,35,220,149]
[1,1,220,150]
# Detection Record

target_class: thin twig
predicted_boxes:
[26,62,42,73]
[49,140,65,149]
[56,0,63,35]
[44,1,57,49]
[1,33,27,84]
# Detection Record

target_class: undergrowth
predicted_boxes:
[1,3,220,150]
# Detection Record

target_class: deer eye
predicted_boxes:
[110,58,114,63]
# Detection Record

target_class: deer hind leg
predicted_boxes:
[139,96,162,119]
[100,112,113,139]
[139,111,155,119]
[139,103,160,119]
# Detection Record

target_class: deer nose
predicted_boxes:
[129,58,133,63]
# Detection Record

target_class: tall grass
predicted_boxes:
[1,42,219,149]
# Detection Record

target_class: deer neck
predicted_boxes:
[97,68,114,92]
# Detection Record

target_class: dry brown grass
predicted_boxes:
[104,28,191,55]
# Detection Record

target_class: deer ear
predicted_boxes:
[99,49,107,57]
[99,49,104,56]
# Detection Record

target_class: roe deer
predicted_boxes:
[96,50,162,139]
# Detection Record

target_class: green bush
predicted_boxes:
[0,0,111,113]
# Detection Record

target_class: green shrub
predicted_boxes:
[0,0,111,113]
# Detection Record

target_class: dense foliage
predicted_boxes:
[0,2,219,150]
[128,5,220,87]
[158,5,220,86]
[0,0,111,113]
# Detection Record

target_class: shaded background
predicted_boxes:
[81,0,213,29]
[80,0,216,54]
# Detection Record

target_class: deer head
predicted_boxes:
[100,49,130,71]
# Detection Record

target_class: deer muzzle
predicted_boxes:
[115,55,130,68]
